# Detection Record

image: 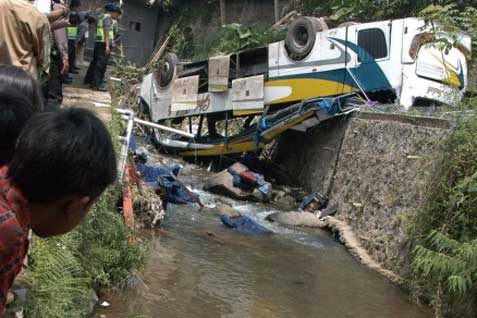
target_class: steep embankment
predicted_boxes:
[274,112,450,277]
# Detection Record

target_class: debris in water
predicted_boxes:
[299,191,329,212]
[136,163,199,209]
[220,215,273,234]
[204,163,272,202]
[99,301,111,308]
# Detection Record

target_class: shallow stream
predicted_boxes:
[94,162,431,318]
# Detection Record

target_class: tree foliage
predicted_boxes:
[410,98,477,316]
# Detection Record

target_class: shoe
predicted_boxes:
[93,83,108,92]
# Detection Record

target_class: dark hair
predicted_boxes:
[69,11,81,26]
[87,16,96,24]
[9,108,117,203]
[69,0,81,9]
[0,92,34,166]
[0,64,43,112]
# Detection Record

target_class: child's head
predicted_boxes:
[0,65,43,166]
[0,64,43,112]
[8,108,117,237]
[0,91,35,166]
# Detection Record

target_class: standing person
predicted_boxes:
[84,3,121,91]
[66,1,82,74]
[76,14,94,67]
[43,0,81,111]
[110,8,123,59]
[0,0,51,79]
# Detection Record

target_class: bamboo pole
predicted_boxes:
[274,0,279,22]
[220,0,226,26]
[146,34,171,69]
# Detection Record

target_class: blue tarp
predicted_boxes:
[136,163,197,209]
[129,134,137,152]
[316,93,358,115]
[220,215,272,234]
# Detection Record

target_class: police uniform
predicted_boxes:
[67,25,78,72]
[84,10,114,90]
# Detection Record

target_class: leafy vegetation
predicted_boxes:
[24,94,146,317]
[171,21,285,61]
[410,98,477,317]
[329,0,477,57]
[209,23,286,55]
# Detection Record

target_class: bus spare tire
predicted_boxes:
[158,53,179,88]
[285,17,324,61]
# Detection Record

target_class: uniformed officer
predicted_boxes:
[66,17,79,74]
[84,3,121,91]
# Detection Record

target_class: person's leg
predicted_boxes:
[68,39,76,73]
[93,43,107,89]
[84,42,100,85]
[98,49,110,85]
[44,51,63,111]
[76,43,85,66]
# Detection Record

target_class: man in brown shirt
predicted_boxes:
[0,0,51,79]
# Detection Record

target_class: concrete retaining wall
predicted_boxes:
[274,112,450,275]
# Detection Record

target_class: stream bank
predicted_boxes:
[93,152,432,318]
[272,111,450,278]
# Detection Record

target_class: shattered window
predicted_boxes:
[357,28,388,62]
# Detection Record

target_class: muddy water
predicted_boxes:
[95,165,431,318]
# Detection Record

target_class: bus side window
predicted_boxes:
[357,28,388,63]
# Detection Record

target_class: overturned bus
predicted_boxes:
[139,16,471,157]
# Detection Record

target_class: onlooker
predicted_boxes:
[75,13,93,67]
[0,108,117,314]
[0,65,43,166]
[0,0,51,79]
[84,3,121,91]
[67,3,82,74]
[43,0,81,111]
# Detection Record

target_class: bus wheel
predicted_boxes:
[285,17,327,61]
[157,53,179,88]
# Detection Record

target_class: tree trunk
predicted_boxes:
[220,0,226,26]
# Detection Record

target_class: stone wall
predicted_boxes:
[274,112,450,276]
[273,116,350,194]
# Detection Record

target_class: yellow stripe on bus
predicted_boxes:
[265,78,356,105]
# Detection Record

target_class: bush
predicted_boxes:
[410,98,477,317]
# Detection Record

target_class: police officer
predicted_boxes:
[43,0,81,111]
[84,3,121,91]
[67,10,81,74]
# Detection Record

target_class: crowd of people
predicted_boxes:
[1,0,123,110]
[0,0,122,315]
